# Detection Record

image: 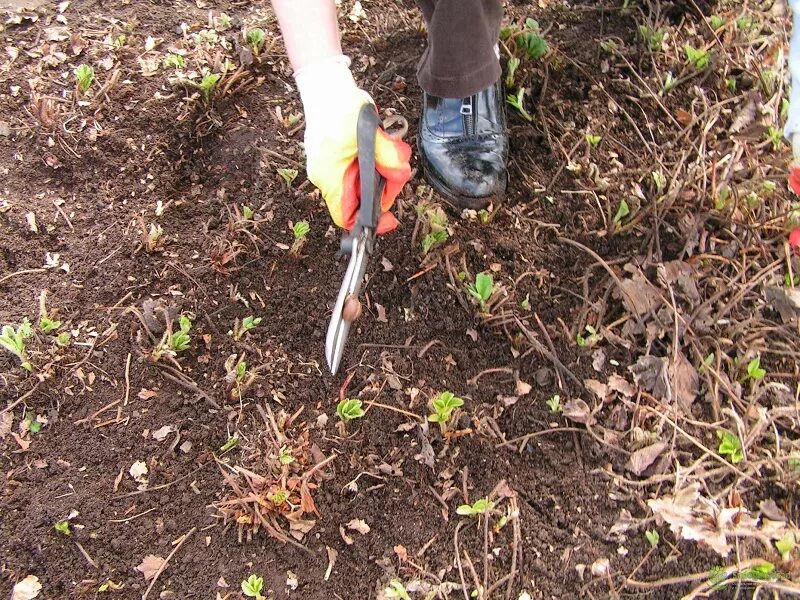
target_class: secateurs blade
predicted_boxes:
[324,104,387,375]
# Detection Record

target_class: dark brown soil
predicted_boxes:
[0,0,766,598]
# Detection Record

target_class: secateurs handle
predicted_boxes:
[353,104,386,238]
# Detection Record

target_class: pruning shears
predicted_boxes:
[325,104,387,375]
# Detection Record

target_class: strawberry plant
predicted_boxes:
[506,87,533,122]
[241,575,265,600]
[428,391,464,430]
[290,220,309,255]
[456,497,494,517]
[337,398,365,422]
[38,291,60,334]
[717,431,744,464]
[466,273,494,311]
[74,64,94,94]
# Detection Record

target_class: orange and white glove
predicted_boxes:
[296,55,411,234]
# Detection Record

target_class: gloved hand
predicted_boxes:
[296,55,412,234]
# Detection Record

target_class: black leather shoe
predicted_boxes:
[418,80,508,211]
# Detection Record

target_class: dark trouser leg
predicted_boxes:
[414,0,508,209]
[414,0,503,98]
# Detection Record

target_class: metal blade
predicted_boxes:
[325,236,370,374]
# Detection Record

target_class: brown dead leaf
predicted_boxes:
[394,544,408,562]
[339,525,353,545]
[584,379,609,400]
[11,432,30,451]
[138,388,157,400]
[617,269,661,316]
[765,286,800,323]
[562,398,594,425]
[607,374,636,397]
[0,411,12,439]
[346,519,370,535]
[324,546,338,581]
[375,303,388,323]
[515,379,532,396]
[629,356,670,400]
[113,468,124,492]
[135,555,165,580]
[671,351,698,412]
[625,442,668,476]
[730,94,757,133]
[289,518,315,541]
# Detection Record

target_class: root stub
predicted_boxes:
[342,295,363,322]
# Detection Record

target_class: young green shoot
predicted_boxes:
[520,294,531,311]
[456,497,495,517]
[599,39,618,54]
[384,580,412,600]
[290,220,310,255]
[279,445,294,465]
[428,391,464,430]
[198,72,221,104]
[576,325,601,348]
[775,532,796,561]
[38,291,61,334]
[55,332,71,347]
[717,431,744,464]
[146,223,163,252]
[54,521,71,535]
[229,315,262,341]
[743,356,766,381]
[466,273,494,312]
[506,18,549,60]
[24,411,44,433]
[645,529,660,547]
[585,133,602,147]
[246,28,266,55]
[638,25,665,52]
[708,15,726,30]
[74,64,95,94]
[277,168,298,187]
[163,54,185,69]
[220,436,239,452]
[684,45,710,70]
[170,315,192,352]
[661,72,677,96]
[613,199,630,227]
[766,126,783,151]
[0,319,33,371]
[241,575,265,600]
[505,56,521,87]
[506,88,533,122]
[337,398,365,422]
[421,230,448,255]
[546,394,562,414]
[419,203,449,255]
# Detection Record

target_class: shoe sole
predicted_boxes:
[419,152,507,213]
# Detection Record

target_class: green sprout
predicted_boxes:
[477,209,491,224]
[214,12,232,30]
[146,223,163,252]
[638,26,665,52]
[726,77,737,93]
[163,54,185,69]
[267,489,290,506]
[505,56,521,87]
[242,205,254,220]
[520,294,531,311]
[290,220,310,255]
[506,88,533,122]
[198,72,221,104]
[661,72,677,95]
[229,315,262,341]
[776,532,796,561]
[337,398,365,422]
[428,391,464,428]
[279,445,294,465]
[0,319,33,371]
[220,436,239,452]
[54,521,71,536]
[599,39,617,54]
[169,315,192,353]
[277,168,298,187]
[456,497,495,517]
[74,64,95,94]
[516,18,549,59]
[546,394,562,414]
[586,133,602,147]
[466,273,494,311]
[613,199,631,226]
[112,34,126,48]
[708,15,726,30]
[246,28,266,55]
[717,431,744,464]
[738,562,776,581]
[744,356,766,381]
[241,574,265,600]
[684,45,710,70]
[645,529,660,547]
[576,325,601,348]
[784,273,800,287]
[38,291,61,334]
[766,126,783,151]
[24,411,44,433]
[384,580,412,600]
[652,170,667,193]
[55,332,71,347]
[421,230,448,255]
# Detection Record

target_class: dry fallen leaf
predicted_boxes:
[617,269,661,316]
[135,555,165,580]
[562,398,594,425]
[152,425,176,442]
[346,519,370,535]
[394,544,408,562]
[0,411,12,439]
[12,575,42,600]
[129,460,148,484]
[339,525,353,545]
[629,355,670,400]
[324,546,338,581]
[515,379,532,396]
[138,388,157,400]
[671,350,698,412]
[625,442,668,476]
[375,303,388,323]
[590,558,610,577]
